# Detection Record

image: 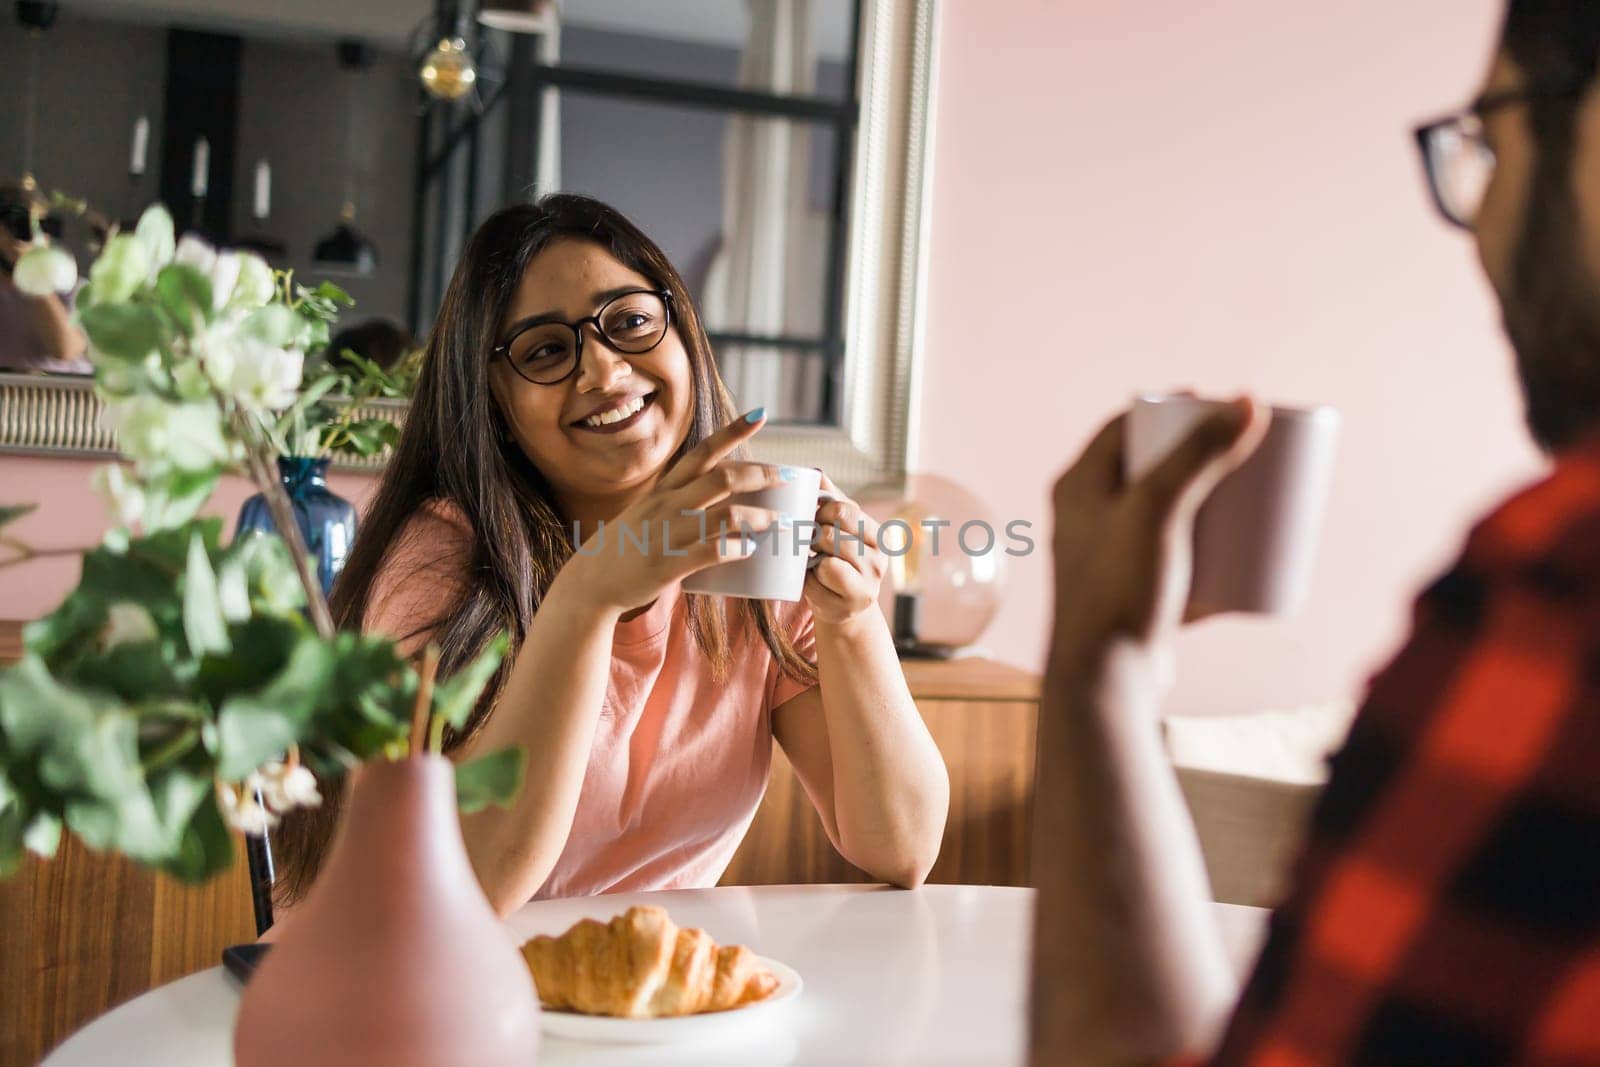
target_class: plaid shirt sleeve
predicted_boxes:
[1206,446,1600,1066]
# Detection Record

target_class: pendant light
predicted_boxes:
[313,41,377,276]
[417,35,477,102]
[16,1,59,190]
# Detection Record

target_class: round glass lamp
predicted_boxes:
[861,474,1007,658]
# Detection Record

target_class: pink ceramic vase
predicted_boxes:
[234,756,540,1066]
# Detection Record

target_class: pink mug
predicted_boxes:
[1125,393,1340,616]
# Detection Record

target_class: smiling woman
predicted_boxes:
[269,194,949,918]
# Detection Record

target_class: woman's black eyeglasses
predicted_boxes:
[491,288,675,385]
[1413,85,1584,230]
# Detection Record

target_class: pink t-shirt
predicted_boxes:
[367,501,818,900]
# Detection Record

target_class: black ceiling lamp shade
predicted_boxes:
[313,204,376,275]
[313,40,377,276]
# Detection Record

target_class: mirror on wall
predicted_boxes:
[0,0,936,488]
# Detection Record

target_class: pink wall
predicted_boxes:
[1,455,377,622]
[918,0,1544,713]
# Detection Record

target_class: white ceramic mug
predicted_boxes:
[1125,393,1340,616]
[681,466,829,601]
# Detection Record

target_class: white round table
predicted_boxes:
[45,884,1268,1066]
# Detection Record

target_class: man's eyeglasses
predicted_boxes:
[490,288,675,385]
[1414,86,1584,230]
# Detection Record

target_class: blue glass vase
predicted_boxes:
[236,457,357,597]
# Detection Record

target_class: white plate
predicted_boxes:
[537,957,802,1045]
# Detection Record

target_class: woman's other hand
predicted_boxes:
[804,473,888,628]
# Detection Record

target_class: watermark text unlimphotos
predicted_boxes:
[570,513,1036,558]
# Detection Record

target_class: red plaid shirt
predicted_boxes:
[1209,440,1600,1065]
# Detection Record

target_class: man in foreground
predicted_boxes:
[1032,2,1600,1062]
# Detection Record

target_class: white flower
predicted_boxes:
[196,319,240,394]
[91,463,146,527]
[173,234,216,274]
[101,602,158,650]
[12,245,77,296]
[88,234,152,305]
[99,395,233,473]
[215,780,280,836]
[258,761,322,814]
[209,252,241,312]
[229,252,275,310]
[133,205,175,274]
[227,336,304,413]
[172,235,243,311]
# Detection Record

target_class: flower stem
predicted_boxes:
[141,725,199,774]
[408,644,439,759]
[0,539,94,570]
[232,411,335,638]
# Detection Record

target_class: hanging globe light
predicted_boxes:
[418,37,477,102]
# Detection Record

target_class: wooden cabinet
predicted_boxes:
[722,657,1041,888]
[0,623,255,1066]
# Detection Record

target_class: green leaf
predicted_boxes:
[63,797,120,850]
[301,319,330,353]
[215,637,334,778]
[183,533,231,657]
[224,531,306,616]
[0,503,36,530]
[45,708,169,862]
[155,264,213,335]
[0,655,102,758]
[194,614,300,707]
[72,641,186,703]
[94,350,171,397]
[432,632,509,731]
[22,591,103,665]
[314,633,413,759]
[215,708,300,783]
[143,468,222,532]
[310,281,355,307]
[0,802,21,878]
[454,746,526,814]
[149,763,210,844]
[241,304,302,349]
[80,303,165,362]
[157,791,235,884]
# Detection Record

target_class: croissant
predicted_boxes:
[521,905,779,1018]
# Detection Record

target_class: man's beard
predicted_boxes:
[1502,149,1600,452]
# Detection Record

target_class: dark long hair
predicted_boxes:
[272,195,817,905]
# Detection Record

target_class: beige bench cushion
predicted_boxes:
[1164,702,1356,907]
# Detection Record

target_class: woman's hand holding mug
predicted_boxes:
[560,409,793,615]
[803,472,889,627]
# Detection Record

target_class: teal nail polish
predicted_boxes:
[744,407,766,424]
[778,465,799,482]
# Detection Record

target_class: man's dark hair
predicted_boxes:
[0,186,32,245]
[1497,2,1600,451]
[326,318,415,373]
[1501,2,1600,94]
